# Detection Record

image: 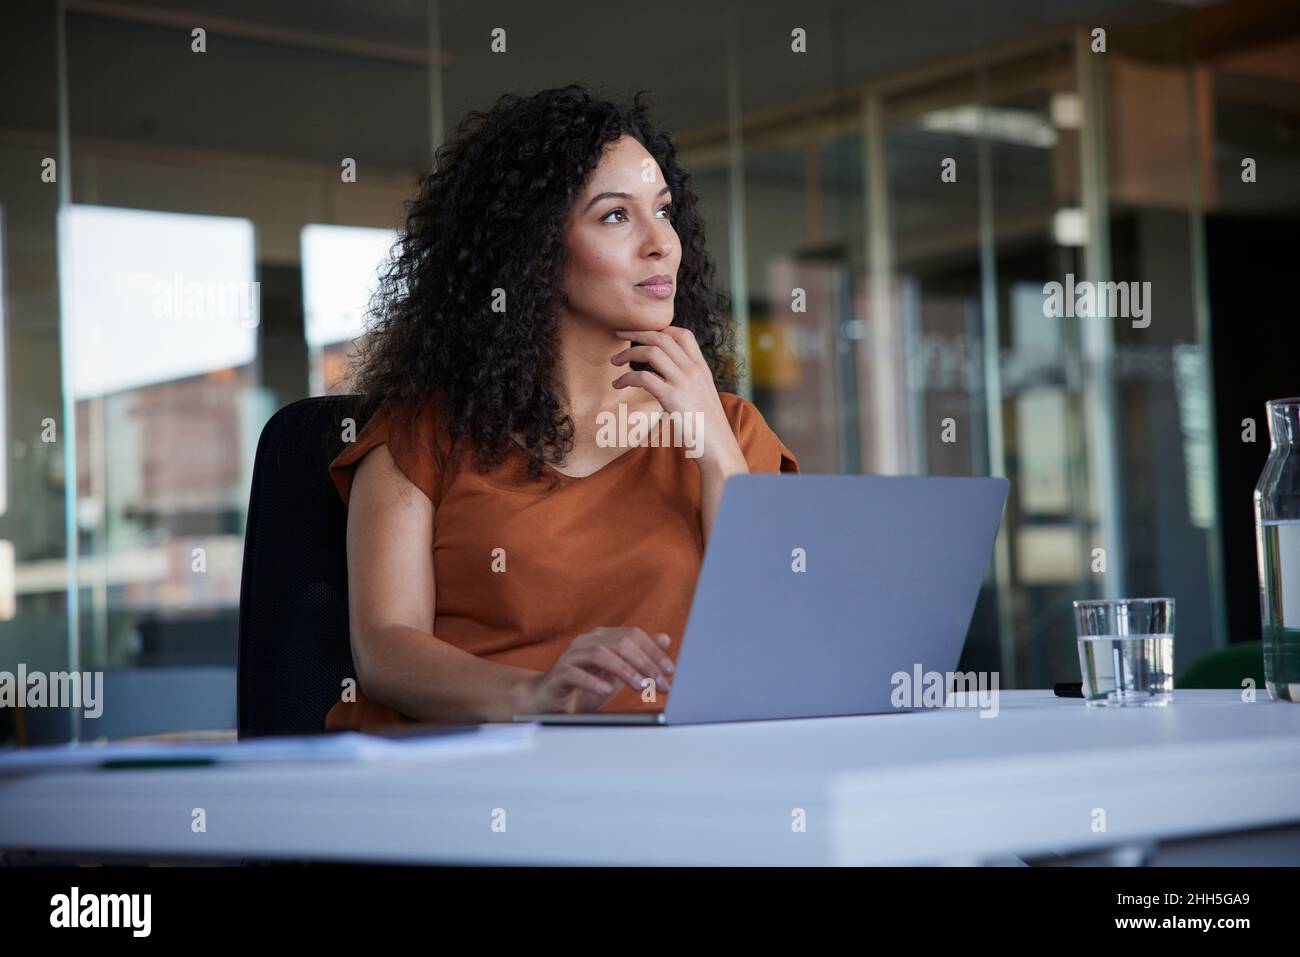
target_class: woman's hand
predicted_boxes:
[611,325,748,544]
[518,627,675,714]
[610,326,747,477]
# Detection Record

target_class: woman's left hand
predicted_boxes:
[610,326,747,478]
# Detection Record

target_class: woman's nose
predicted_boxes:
[642,221,676,257]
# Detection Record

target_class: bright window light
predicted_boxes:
[1052,207,1088,247]
[300,224,397,348]
[917,105,1058,148]
[58,205,258,398]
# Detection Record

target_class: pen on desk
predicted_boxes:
[100,758,218,770]
[1054,682,1084,698]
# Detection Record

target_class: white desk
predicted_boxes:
[2,691,1298,865]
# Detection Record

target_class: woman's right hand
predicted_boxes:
[518,627,676,714]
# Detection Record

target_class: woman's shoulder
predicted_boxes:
[716,390,754,417]
[716,390,770,429]
[329,392,455,507]
[715,391,799,473]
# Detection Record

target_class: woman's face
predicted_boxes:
[560,134,680,334]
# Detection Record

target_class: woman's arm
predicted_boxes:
[696,444,748,547]
[610,326,748,546]
[345,443,540,723]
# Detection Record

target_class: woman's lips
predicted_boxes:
[635,281,674,299]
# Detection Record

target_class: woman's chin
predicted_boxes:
[617,309,675,332]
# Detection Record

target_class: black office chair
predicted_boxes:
[237,395,360,738]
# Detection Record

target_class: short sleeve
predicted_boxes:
[328,400,444,507]
[722,393,799,474]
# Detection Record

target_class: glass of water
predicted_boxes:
[1072,598,1175,707]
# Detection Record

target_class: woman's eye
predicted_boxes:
[599,205,672,224]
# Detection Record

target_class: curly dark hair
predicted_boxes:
[346,83,738,481]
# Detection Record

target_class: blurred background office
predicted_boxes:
[0,0,1296,742]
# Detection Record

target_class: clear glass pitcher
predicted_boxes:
[1254,397,1300,702]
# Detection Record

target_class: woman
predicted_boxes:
[327,84,798,730]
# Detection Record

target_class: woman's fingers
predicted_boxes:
[611,369,671,403]
[611,328,716,417]
[659,324,704,363]
[585,641,669,693]
[615,328,693,370]
[634,630,676,675]
[652,632,675,672]
[553,628,676,709]
[584,644,656,693]
[563,665,615,697]
[610,344,681,381]
[614,633,672,689]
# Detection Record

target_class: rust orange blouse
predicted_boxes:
[324,391,799,730]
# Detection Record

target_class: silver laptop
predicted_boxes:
[512,473,1009,725]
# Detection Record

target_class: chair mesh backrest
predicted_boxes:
[237,395,358,737]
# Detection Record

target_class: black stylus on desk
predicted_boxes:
[1054,682,1084,698]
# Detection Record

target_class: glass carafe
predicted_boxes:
[1254,397,1300,701]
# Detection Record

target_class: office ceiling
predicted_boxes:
[0,0,1199,157]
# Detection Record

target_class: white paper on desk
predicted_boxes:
[0,723,538,774]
